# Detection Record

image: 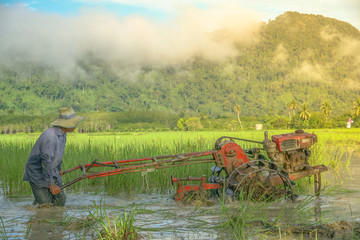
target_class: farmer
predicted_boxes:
[23,107,85,206]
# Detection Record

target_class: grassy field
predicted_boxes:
[0,129,359,197]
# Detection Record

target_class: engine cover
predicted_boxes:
[214,141,250,175]
[264,130,317,172]
[272,129,317,152]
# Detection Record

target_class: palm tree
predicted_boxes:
[354,98,360,116]
[287,99,297,121]
[299,103,311,121]
[234,104,243,129]
[320,101,332,122]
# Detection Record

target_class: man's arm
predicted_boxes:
[40,136,61,195]
[58,161,63,175]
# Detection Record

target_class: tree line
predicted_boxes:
[0,12,359,131]
[0,99,359,134]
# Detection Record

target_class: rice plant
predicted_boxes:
[0,140,33,195]
[89,201,140,240]
[0,216,8,240]
[219,188,287,239]
[220,188,326,239]
[0,129,359,196]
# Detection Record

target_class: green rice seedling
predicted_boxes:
[63,215,96,231]
[0,216,8,240]
[89,201,140,240]
[61,215,97,240]
[280,195,319,224]
[1,129,359,196]
[220,188,323,239]
[220,187,286,239]
[309,229,318,240]
[25,219,32,238]
[0,141,33,195]
[278,225,281,238]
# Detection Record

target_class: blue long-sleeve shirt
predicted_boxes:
[23,127,66,188]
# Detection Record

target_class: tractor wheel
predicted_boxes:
[226,160,295,201]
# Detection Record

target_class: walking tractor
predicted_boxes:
[62,130,328,201]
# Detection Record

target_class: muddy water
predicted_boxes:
[1,189,223,239]
[318,151,360,222]
[1,153,360,239]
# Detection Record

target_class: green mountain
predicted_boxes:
[0,11,359,118]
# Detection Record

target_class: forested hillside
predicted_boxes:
[1,11,359,120]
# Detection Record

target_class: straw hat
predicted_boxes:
[50,107,85,128]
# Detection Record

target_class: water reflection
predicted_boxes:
[314,200,322,222]
[27,207,65,240]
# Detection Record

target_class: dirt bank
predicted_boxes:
[264,220,360,239]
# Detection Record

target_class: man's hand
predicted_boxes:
[59,170,63,176]
[49,184,61,195]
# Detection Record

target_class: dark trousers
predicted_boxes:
[29,178,66,206]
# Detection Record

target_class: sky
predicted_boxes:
[0,0,359,78]
[2,0,359,29]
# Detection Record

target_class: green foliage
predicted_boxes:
[320,101,332,122]
[0,12,359,121]
[234,105,243,129]
[354,98,360,116]
[0,110,180,133]
[184,117,204,131]
[299,103,311,121]
[176,118,185,130]
[269,116,288,129]
[287,99,297,121]
[352,116,360,128]
[308,112,326,129]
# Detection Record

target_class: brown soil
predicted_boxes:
[65,216,96,230]
[266,220,360,239]
[179,190,216,207]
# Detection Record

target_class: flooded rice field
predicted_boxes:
[1,152,360,239]
[1,191,223,239]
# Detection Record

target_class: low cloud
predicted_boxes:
[292,62,328,82]
[337,38,360,62]
[273,43,289,65]
[0,4,261,77]
[320,26,338,41]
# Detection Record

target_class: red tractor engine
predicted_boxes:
[263,130,317,172]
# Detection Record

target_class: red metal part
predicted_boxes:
[268,165,328,186]
[272,130,316,152]
[214,142,250,174]
[171,175,222,201]
[61,150,217,189]
[63,150,216,175]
